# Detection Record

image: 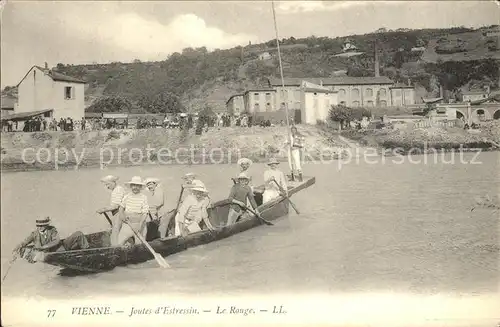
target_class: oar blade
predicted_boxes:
[154,253,170,268]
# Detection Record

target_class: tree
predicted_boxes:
[137,92,184,114]
[329,105,353,128]
[85,96,133,113]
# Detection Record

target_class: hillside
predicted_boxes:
[3,25,499,113]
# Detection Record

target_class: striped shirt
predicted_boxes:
[121,192,149,215]
[110,185,125,207]
[177,194,210,224]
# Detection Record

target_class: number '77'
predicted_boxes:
[47,310,56,318]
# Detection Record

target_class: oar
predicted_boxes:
[2,255,18,283]
[102,212,113,226]
[233,201,273,225]
[123,221,170,268]
[271,177,300,214]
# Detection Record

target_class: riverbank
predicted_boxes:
[338,120,500,154]
[0,126,347,172]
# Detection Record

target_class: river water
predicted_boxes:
[1,152,499,300]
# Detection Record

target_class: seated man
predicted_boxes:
[112,176,149,247]
[174,181,214,236]
[227,172,259,225]
[263,157,288,203]
[13,217,89,263]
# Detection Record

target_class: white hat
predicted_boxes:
[100,175,119,183]
[237,172,250,180]
[237,158,253,166]
[191,180,208,193]
[182,172,196,179]
[125,176,145,186]
[144,177,160,185]
[267,157,280,166]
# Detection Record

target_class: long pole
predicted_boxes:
[271,1,293,172]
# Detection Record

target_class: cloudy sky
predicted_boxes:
[1,1,498,87]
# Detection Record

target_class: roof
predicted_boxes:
[244,88,277,95]
[267,76,393,86]
[462,90,488,95]
[17,66,86,87]
[390,83,414,89]
[0,109,53,121]
[1,96,17,109]
[303,88,336,94]
[226,93,244,105]
[470,96,500,105]
[422,97,444,104]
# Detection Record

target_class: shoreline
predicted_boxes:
[1,146,497,173]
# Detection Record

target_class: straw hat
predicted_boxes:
[125,176,145,187]
[267,157,280,166]
[144,177,160,185]
[35,217,51,227]
[237,172,250,180]
[190,180,208,193]
[100,175,119,183]
[182,172,196,179]
[237,158,253,166]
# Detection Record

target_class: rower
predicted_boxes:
[263,157,288,203]
[227,172,259,225]
[174,180,214,236]
[97,175,125,217]
[144,177,164,220]
[182,172,203,197]
[235,158,254,190]
[113,176,150,247]
[12,217,89,263]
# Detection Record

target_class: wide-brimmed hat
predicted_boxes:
[36,217,51,227]
[237,158,253,166]
[100,175,119,183]
[125,176,146,187]
[191,184,208,194]
[182,172,196,179]
[144,177,160,185]
[267,157,280,166]
[237,172,250,180]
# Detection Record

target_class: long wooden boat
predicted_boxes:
[41,176,315,274]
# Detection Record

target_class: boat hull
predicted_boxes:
[42,177,315,274]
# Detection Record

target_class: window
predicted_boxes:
[340,101,346,106]
[265,93,271,102]
[266,102,272,112]
[380,100,387,107]
[280,102,286,109]
[352,88,360,98]
[394,89,401,97]
[254,93,259,96]
[44,111,52,118]
[366,100,374,107]
[352,101,360,107]
[64,86,74,100]
[366,88,373,97]
[338,89,346,97]
[254,103,260,112]
[379,88,387,97]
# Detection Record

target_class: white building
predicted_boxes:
[16,64,86,120]
[299,81,338,124]
[258,52,272,60]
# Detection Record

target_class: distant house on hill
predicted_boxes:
[16,63,87,120]
[411,46,426,52]
[462,89,489,102]
[258,52,272,60]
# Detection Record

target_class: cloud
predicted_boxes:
[277,1,401,14]
[59,10,257,61]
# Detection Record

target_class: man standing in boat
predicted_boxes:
[113,176,150,247]
[227,172,259,225]
[13,217,90,263]
[286,126,304,182]
[97,175,125,217]
[174,180,214,236]
[144,177,165,221]
[263,157,288,203]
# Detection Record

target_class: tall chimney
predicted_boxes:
[374,42,380,77]
[44,62,48,69]
[439,85,444,98]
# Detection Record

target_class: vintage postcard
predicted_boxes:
[1,0,499,326]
